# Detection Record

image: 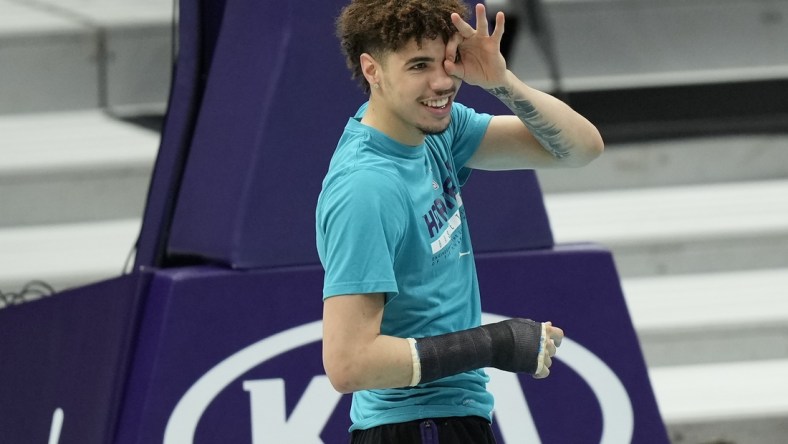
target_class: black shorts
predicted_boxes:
[350,416,496,444]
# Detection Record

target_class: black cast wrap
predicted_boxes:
[415,318,543,384]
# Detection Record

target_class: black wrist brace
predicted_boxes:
[414,318,543,384]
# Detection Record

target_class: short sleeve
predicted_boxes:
[316,170,406,299]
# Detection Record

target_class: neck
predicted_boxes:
[360,97,424,147]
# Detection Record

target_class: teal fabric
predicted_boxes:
[316,102,494,431]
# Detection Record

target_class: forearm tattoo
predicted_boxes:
[486,86,570,159]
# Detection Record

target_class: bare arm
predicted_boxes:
[322,293,413,394]
[472,73,604,170]
[445,4,603,170]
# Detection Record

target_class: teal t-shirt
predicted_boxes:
[316,102,494,431]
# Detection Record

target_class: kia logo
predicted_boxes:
[164,314,633,443]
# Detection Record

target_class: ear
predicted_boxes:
[360,53,380,88]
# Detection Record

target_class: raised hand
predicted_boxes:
[444,3,508,89]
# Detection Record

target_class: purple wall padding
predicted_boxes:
[114,245,667,443]
[134,0,204,268]
[0,273,151,444]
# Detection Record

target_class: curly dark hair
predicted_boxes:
[336,0,471,93]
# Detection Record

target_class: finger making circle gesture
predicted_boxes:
[444,3,508,89]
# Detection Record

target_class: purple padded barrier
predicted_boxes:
[165,0,553,269]
[114,245,667,443]
[134,0,234,269]
[0,272,151,444]
[133,0,204,268]
[476,245,669,443]
[461,167,552,254]
[113,265,343,444]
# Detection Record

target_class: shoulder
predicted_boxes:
[427,102,492,146]
[424,102,492,166]
[450,102,493,132]
[331,168,401,195]
[319,168,405,215]
[316,168,409,244]
[324,125,399,196]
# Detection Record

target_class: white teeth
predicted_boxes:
[422,97,449,108]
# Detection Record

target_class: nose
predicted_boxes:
[430,63,456,92]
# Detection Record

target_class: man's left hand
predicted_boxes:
[444,3,508,89]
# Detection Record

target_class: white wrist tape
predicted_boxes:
[535,322,548,376]
[407,337,422,386]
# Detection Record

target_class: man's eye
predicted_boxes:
[411,63,427,70]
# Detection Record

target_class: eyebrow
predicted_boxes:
[403,56,435,65]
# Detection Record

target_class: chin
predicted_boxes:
[417,119,452,136]
[419,127,449,136]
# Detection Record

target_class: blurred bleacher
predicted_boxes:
[1,0,787,442]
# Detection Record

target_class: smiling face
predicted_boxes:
[361,37,462,146]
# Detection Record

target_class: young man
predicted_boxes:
[316,1,604,442]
